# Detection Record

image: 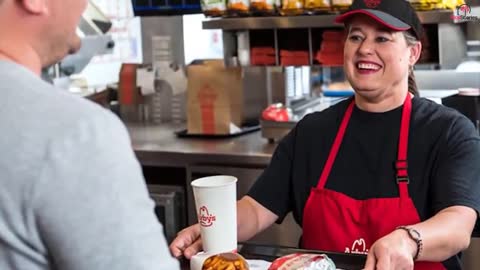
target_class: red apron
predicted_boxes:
[302,94,445,269]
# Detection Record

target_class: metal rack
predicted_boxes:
[200,10,469,142]
[203,10,454,30]
[204,9,466,69]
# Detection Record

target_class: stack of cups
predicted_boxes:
[190,175,238,270]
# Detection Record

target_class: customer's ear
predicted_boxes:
[19,0,48,15]
[409,41,422,67]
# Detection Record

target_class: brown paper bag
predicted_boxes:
[187,61,243,134]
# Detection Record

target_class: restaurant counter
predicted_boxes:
[127,123,305,248]
[127,123,276,168]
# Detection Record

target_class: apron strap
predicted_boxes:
[317,100,355,188]
[396,94,412,198]
[317,93,413,198]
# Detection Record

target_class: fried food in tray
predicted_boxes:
[202,253,249,270]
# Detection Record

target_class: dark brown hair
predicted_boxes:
[403,31,420,97]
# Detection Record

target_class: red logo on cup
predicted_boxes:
[363,0,381,8]
[199,206,216,227]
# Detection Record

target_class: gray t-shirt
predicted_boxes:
[0,60,179,270]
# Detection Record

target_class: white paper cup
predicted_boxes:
[192,175,237,254]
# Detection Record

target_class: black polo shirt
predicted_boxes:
[248,97,480,269]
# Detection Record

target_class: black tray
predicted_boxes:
[238,243,367,270]
[175,125,260,139]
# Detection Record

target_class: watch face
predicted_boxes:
[408,228,421,241]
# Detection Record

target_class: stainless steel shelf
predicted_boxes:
[203,10,454,30]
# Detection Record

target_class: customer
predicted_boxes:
[0,1,178,270]
[170,1,480,269]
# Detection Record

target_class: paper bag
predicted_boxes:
[187,61,243,134]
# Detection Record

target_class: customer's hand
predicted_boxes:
[169,224,202,259]
[363,229,417,270]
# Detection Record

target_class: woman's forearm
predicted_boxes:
[407,206,477,262]
[236,196,278,242]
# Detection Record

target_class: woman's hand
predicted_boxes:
[169,224,202,259]
[169,196,277,260]
[363,229,417,270]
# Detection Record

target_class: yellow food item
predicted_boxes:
[202,253,249,270]
[304,0,330,10]
[408,0,464,11]
[281,0,304,15]
[250,0,274,11]
[332,0,352,11]
[228,1,249,11]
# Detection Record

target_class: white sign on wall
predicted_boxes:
[79,0,142,87]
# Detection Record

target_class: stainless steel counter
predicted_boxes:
[127,123,302,247]
[127,123,275,168]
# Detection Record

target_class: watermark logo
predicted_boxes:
[451,4,479,22]
[198,206,216,227]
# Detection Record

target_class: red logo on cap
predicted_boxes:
[363,0,381,8]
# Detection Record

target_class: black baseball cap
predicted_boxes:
[335,0,423,39]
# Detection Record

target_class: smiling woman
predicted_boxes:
[170,1,480,270]
[0,1,180,270]
[343,22,422,100]
[341,15,422,110]
[346,21,420,96]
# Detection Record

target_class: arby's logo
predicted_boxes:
[363,0,381,8]
[198,206,216,227]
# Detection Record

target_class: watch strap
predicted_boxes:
[396,225,423,261]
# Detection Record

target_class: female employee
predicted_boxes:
[171,0,480,269]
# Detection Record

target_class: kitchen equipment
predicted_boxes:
[148,185,186,243]
[58,1,114,77]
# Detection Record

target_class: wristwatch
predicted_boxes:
[396,226,423,261]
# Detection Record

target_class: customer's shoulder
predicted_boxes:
[0,61,125,138]
[43,93,126,147]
